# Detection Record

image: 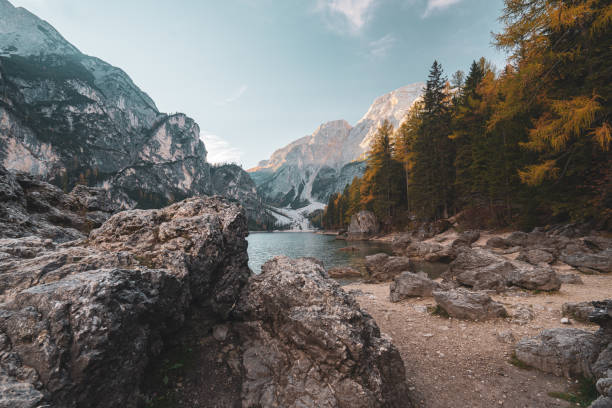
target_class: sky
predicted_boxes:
[10,0,507,168]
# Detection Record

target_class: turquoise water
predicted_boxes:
[246,232,392,275]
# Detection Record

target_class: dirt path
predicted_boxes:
[345,274,612,408]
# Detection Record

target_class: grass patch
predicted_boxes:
[548,377,598,407]
[509,353,532,370]
[428,305,450,318]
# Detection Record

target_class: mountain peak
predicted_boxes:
[0,0,80,56]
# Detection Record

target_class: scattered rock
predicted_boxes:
[558,273,584,285]
[365,253,411,283]
[451,230,480,248]
[508,264,562,291]
[347,210,380,240]
[328,266,362,278]
[497,330,516,344]
[562,302,595,323]
[560,250,612,274]
[486,236,512,249]
[389,272,440,302]
[514,328,600,378]
[448,247,514,291]
[560,317,571,324]
[433,288,508,321]
[511,305,536,325]
[213,324,230,342]
[517,249,555,265]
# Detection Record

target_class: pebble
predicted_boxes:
[423,333,434,337]
[560,317,571,324]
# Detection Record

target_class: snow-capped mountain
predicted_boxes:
[248,83,424,213]
[0,0,273,228]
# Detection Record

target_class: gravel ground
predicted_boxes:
[345,273,612,408]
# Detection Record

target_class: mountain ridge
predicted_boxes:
[248,82,424,217]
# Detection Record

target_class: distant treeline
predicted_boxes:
[323,0,611,231]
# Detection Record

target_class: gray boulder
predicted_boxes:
[558,273,584,284]
[517,248,555,265]
[449,247,562,292]
[0,196,251,408]
[365,254,411,282]
[235,256,411,408]
[390,272,440,302]
[563,302,596,322]
[514,328,601,378]
[347,210,379,240]
[433,288,508,321]
[560,250,612,274]
[451,230,480,248]
[508,264,561,291]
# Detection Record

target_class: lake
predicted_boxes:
[247,232,392,275]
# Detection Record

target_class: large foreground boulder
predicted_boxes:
[347,210,379,240]
[235,256,411,407]
[0,197,251,408]
[390,271,440,302]
[0,195,412,408]
[433,288,508,321]
[365,253,411,282]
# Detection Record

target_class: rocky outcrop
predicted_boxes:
[0,165,117,242]
[234,257,411,407]
[433,288,508,321]
[0,196,251,408]
[365,253,411,282]
[347,210,380,240]
[515,300,612,407]
[390,271,440,302]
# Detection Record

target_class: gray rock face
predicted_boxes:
[448,247,561,292]
[365,253,411,283]
[235,256,411,408]
[558,273,584,285]
[0,4,266,224]
[433,288,508,321]
[348,210,380,239]
[451,230,480,248]
[390,272,440,302]
[515,328,601,378]
[517,248,555,265]
[515,300,612,406]
[563,302,596,322]
[0,165,117,242]
[0,196,251,408]
[560,250,612,274]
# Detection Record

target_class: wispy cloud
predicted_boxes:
[215,85,248,106]
[368,33,396,57]
[422,0,463,17]
[315,0,378,34]
[200,132,243,164]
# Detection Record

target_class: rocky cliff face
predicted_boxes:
[248,83,424,213]
[0,0,265,225]
[0,169,411,407]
